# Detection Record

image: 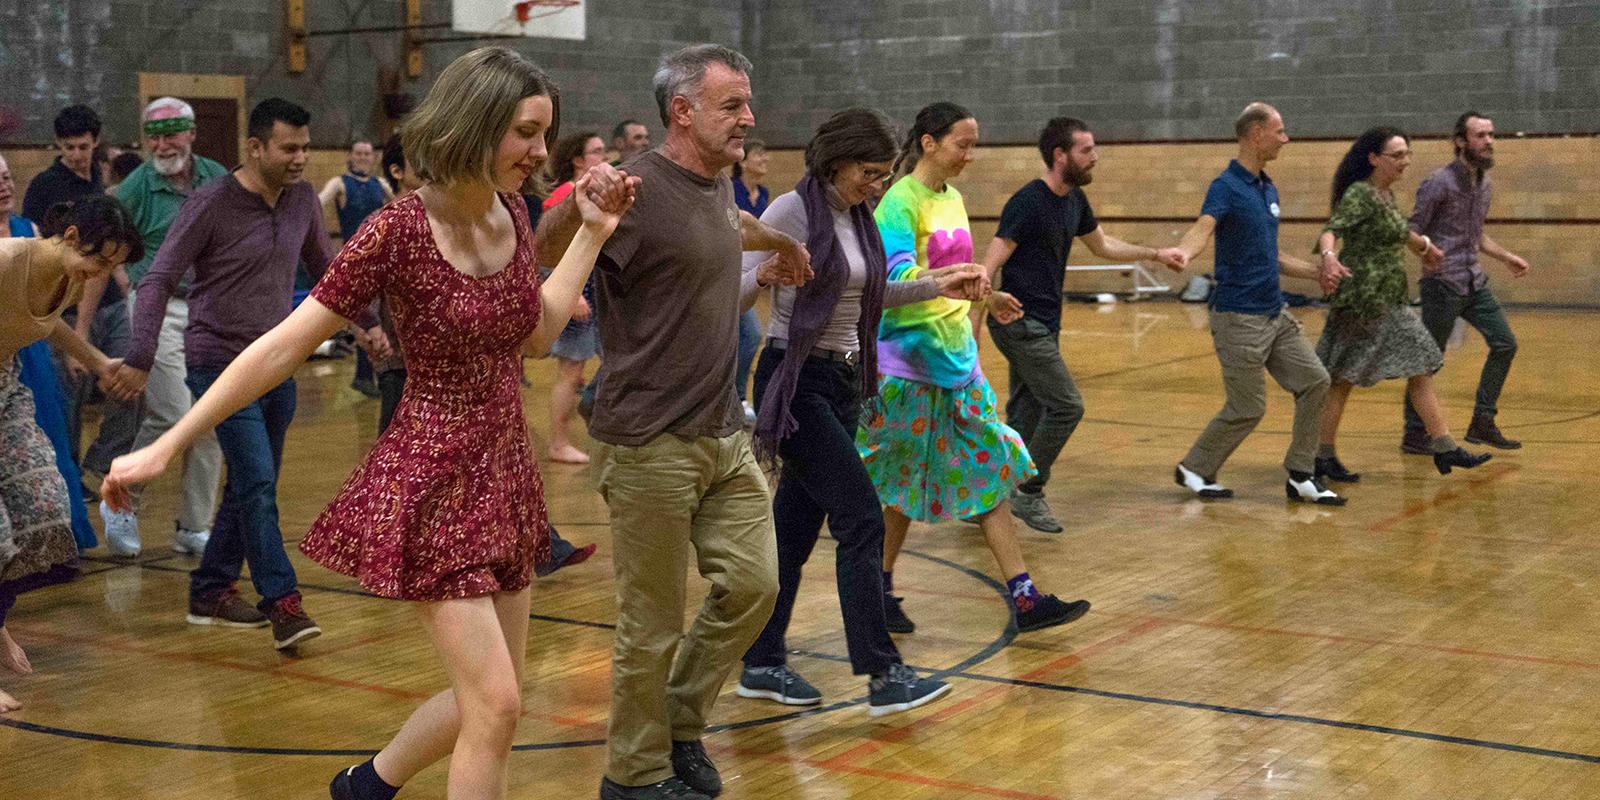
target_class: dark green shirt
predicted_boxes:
[114,155,229,287]
[1322,181,1410,318]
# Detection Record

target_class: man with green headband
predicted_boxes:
[106,96,229,561]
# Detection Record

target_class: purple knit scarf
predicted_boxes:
[752,173,886,465]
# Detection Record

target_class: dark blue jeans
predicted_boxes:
[1404,281,1517,432]
[741,347,901,676]
[736,309,761,402]
[185,366,299,609]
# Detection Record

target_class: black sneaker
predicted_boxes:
[600,776,710,800]
[883,593,915,634]
[736,664,822,706]
[867,663,951,717]
[1015,595,1091,633]
[1466,415,1522,450]
[670,740,721,797]
[328,766,356,800]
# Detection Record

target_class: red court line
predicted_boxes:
[721,743,1063,800]
[1367,464,1520,532]
[11,625,604,730]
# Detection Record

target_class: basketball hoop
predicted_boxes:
[513,0,579,24]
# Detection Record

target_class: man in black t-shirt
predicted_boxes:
[979,117,1186,532]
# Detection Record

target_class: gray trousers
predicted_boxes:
[1182,310,1330,478]
[987,315,1084,495]
[1403,280,1517,432]
[127,291,223,533]
[55,299,140,475]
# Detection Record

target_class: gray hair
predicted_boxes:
[653,44,752,127]
[1234,102,1277,138]
[143,96,194,122]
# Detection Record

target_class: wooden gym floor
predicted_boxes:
[2,302,1597,799]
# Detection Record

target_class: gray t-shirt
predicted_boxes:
[590,151,744,446]
[741,189,941,353]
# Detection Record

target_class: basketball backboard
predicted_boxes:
[451,0,585,41]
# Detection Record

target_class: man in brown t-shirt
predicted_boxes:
[536,44,809,800]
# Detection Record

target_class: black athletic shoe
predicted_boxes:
[1015,595,1091,633]
[599,776,711,800]
[328,767,356,800]
[883,593,915,634]
[1434,447,1492,475]
[670,740,722,797]
[1314,456,1361,483]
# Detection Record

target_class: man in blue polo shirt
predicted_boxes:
[1168,102,1346,505]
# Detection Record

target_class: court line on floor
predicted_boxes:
[0,548,1011,760]
[1367,463,1521,532]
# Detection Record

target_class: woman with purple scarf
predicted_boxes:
[733,109,981,716]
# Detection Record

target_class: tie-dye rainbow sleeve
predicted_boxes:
[871,177,979,389]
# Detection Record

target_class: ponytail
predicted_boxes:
[40,194,145,264]
[890,101,973,182]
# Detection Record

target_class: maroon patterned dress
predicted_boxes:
[300,192,550,600]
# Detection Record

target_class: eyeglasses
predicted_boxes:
[1378,150,1412,159]
[858,166,889,182]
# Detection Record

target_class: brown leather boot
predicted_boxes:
[1465,414,1522,450]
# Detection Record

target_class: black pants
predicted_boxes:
[377,369,407,434]
[741,347,900,675]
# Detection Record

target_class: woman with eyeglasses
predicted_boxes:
[1313,127,1491,480]
[735,108,982,715]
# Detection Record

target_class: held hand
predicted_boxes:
[1319,256,1352,296]
[1421,243,1445,273]
[360,326,392,360]
[572,296,591,322]
[101,444,174,513]
[574,168,639,235]
[933,270,985,301]
[96,358,138,403]
[1154,247,1188,271]
[106,363,149,400]
[988,291,1024,324]
[773,239,814,287]
[1506,254,1530,278]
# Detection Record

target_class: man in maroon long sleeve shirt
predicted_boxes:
[117,98,357,650]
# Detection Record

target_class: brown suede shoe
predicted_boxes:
[266,593,322,650]
[1465,415,1522,450]
[186,587,269,628]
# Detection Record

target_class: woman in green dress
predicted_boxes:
[1314,127,1490,479]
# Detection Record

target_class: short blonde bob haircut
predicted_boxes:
[402,46,561,189]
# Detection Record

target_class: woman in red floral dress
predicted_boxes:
[104,47,638,800]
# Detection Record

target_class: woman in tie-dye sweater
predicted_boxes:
[858,102,1090,636]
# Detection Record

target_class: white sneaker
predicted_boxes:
[98,500,141,557]
[172,528,210,555]
[1286,475,1347,506]
[1174,464,1232,499]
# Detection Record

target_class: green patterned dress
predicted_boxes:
[1314,181,1443,387]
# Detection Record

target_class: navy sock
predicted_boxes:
[882,570,894,594]
[351,759,400,800]
[1006,572,1042,612]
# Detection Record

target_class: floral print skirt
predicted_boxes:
[1316,305,1444,388]
[0,357,78,587]
[856,373,1036,522]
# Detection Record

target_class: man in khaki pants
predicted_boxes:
[537,44,810,800]
[1168,103,1346,506]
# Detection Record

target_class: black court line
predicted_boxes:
[946,671,1600,766]
[0,548,1010,756]
[21,541,1599,766]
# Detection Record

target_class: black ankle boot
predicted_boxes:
[1434,447,1492,475]
[1465,415,1522,450]
[1314,455,1361,483]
